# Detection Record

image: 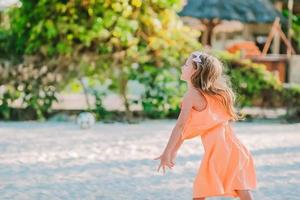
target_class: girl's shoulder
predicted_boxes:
[180,88,208,112]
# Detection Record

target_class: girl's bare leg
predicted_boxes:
[236,189,254,200]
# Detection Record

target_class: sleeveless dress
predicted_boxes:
[180,91,257,198]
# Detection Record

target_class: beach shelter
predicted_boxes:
[178,0,284,45]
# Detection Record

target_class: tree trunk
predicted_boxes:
[119,68,133,122]
[201,19,221,46]
[79,77,91,111]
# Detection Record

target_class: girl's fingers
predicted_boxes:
[157,163,161,172]
[156,161,175,173]
[166,159,174,167]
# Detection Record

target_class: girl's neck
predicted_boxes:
[187,80,204,94]
[187,80,193,89]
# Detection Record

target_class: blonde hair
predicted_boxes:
[189,51,244,121]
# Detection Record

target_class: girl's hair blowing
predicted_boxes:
[189,51,244,121]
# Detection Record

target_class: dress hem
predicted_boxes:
[193,187,256,199]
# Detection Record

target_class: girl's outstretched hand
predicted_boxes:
[153,152,175,174]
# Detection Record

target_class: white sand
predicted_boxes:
[0,120,299,200]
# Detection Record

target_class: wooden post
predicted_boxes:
[262,18,280,55]
[262,17,295,56]
[287,0,294,46]
[201,19,221,46]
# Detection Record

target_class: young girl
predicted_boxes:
[154,51,257,200]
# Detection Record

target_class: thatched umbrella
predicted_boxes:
[178,0,284,45]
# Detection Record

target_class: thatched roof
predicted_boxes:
[178,0,284,23]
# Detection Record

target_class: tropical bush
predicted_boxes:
[217,51,282,107]
[282,83,300,120]
[0,58,62,120]
[130,65,186,118]
[217,51,300,120]
[0,0,201,120]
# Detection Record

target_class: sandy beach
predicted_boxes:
[0,120,299,200]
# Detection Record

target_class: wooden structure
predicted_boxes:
[262,17,295,56]
[251,55,288,82]
[250,17,295,83]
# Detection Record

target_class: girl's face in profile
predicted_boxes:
[180,56,195,82]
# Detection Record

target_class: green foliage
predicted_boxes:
[0,59,60,120]
[217,51,300,121]
[217,51,282,107]
[0,29,11,58]
[282,83,300,120]
[1,0,201,120]
[0,86,20,120]
[6,0,198,62]
[282,9,300,51]
[283,83,300,107]
[227,64,281,107]
[130,65,187,118]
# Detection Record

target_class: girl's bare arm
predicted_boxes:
[161,91,193,155]
[172,137,183,155]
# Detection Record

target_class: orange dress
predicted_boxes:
[180,92,257,198]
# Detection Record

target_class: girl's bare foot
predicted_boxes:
[236,189,254,200]
[193,197,205,200]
